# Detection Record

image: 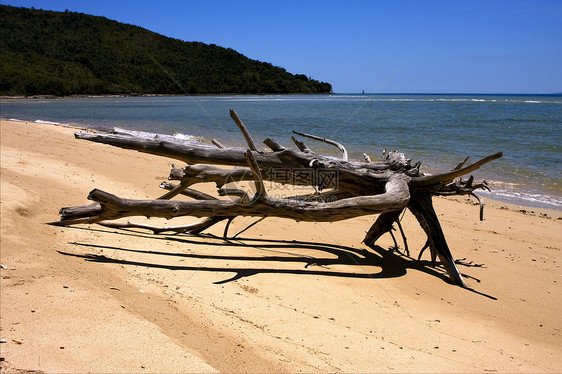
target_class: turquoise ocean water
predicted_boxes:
[1,94,561,210]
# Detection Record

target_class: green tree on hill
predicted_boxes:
[0,5,332,96]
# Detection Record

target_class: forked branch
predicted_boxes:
[293,130,349,161]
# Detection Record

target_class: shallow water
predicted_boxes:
[2,94,560,210]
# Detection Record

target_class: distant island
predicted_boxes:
[0,5,332,96]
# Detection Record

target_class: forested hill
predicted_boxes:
[0,5,332,96]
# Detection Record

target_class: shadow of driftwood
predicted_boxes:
[56,225,496,299]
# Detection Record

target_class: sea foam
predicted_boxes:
[112,127,203,144]
[34,119,62,125]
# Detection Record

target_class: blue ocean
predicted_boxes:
[1,94,561,210]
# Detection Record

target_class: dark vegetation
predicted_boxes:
[0,5,332,96]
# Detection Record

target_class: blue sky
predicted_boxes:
[3,0,561,93]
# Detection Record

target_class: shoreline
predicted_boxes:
[2,117,560,214]
[0,92,336,100]
[2,92,561,99]
[1,118,561,372]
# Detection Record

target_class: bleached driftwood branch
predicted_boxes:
[51,109,502,288]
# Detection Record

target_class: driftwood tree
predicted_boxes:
[52,109,502,287]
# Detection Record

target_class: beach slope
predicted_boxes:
[1,119,560,372]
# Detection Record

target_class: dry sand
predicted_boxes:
[1,119,561,373]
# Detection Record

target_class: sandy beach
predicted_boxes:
[1,118,561,372]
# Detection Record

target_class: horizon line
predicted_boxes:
[335,92,562,95]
